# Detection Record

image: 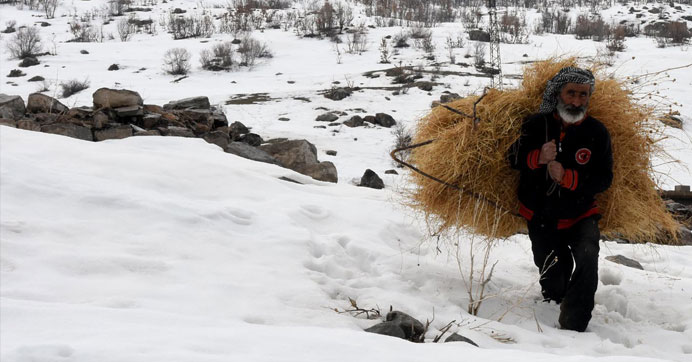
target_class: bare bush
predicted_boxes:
[200,41,234,70]
[666,21,691,44]
[42,0,59,19]
[392,32,409,48]
[316,0,335,35]
[68,19,103,42]
[6,26,42,59]
[163,47,191,75]
[117,17,134,41]
[109,0,131,16]
[168,12,215,39]
[379,37,391,63]
[237,36,272,66]
[473,41,486,68]
[500,12,529,44]
[391,123,413,165]
[606,25,626,52]
[60,78,90,98]
[345,28,367,54]
[574,14,609,41]
[333,1,353,33]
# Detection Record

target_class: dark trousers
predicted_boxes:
[527,215,600,332]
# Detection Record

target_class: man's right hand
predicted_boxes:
[539,140,557,164]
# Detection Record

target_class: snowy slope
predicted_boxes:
[2,126,692,361]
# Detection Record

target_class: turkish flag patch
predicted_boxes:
[575,148,592,165]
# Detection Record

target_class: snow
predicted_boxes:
[2,0,692,361]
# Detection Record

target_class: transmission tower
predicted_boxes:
[487,0,502,89]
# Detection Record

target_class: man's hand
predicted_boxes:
[548,161,564,182]
[539,140,557,164]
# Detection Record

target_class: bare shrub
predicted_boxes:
[345,28,367,54]
[391,123,413,165]
[409,25,432,39]
[42,0,59,19]
[606,25,626,52]
[316,0,335,35]
[500,12,529,44]
[666,21,691,44]
[167,12,215,39]
[379,37,391,63]
[574,14,609,41]
[333,1,353,33]
[392,32,409,48]
[60,78,90,98]
[473,41,486,68]
[200,41,234,70]
[6,26,42,59]
[163,47,191,75]
[117,17,133,41]
[109,0,131,16]
[68,19,103,42]
[237,36,272,66]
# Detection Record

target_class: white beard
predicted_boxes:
[556,100,587,124]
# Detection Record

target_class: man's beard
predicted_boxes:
[556,99,587,124]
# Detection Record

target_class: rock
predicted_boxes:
[203,131,231,149]
[343,115,364,127]
[359,169,384,189]
[278,117,290,121]
[238,133,263,147]
[363,115,376,125]
[316,112,339,122]
[679,227,692,246]
[365,321,406,339]
[229,121,250,140]
[93,88,143,109]
[28,76,45,82]
[605,255,644,270]
[444,333,478,346]
[259,139,319,168]
[0,118,17,127]
[41,123,93,141]
[225,142,280,165]
[94,125,133,141]
[80,49,89,54]
[417,81,434,91]
[65,107,93,120]
[8,69,25,77]
[324,87,353,101]
[385,311,425,341]
[211,112,228,129]
[108,64,119,71]
[384,169,398,175]
[0,94,26,120]
[167,126,195,138]
[18,57,39,67]
[295,161,338,183]
[179,109,211,123]
[163,96,210,110]
[113,105,144,118]
[92,111,109,129]
[140,113,165,129]
[440,92,461,103]
[134,129,160,136]
[33,112,58,124]
[326,150,337,156]
[375,113,396,127]
[26,93,69,114]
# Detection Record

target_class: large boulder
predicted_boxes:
[203,131,231,149]
[163,96,210,110]
[385,311,425,341]
[375,113,396,127]
[259,139,338,183]
[359,169,384,189]
[0,94,26,120]
[316,112,339,123]
[93,88,143,109]
[41,123,92,141]
[26,93,69,114]
[229,121,250,140]
[344,115,364,127]
[225,142,280,165]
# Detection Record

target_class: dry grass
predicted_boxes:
[407,57,680,244]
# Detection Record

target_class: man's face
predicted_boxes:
[557,83,591,123]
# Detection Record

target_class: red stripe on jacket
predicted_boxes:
[519,202,599,230]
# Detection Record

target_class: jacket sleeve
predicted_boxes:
[560,124,613,195]
[509,116,548,172]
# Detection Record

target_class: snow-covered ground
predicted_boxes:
[2,0,692,361]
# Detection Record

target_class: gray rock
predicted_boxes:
[326,150,337,156]
[363,115,376,125]
[16,119,41,131]
[324,87,353,101]
[0,94,26,120]
[41,123,93,141]
[26,93,69,114]
[203,131,230,149]
[141,113,165,129]
[365,321,406,339]
[295,161,338,183]
[179,109,212,123]
[384,169,398,175]
[360,169,384,189]
[343,115,364,127]
[93,88,143,109]
[167,126,195,138]
[440,92,461,103]
[113,105,144,118]
[316,112,339,122]
[18,56,39,67]
[211,112,228,129]
[94,125,133,141]
[239,133,263,147]
[375,113,396,127]
[225,142,280,165]
[163,96,210,110]
[386,311,425,340]
[417,81,434,91]
[229,121,250,140]
[92,111,110,129]
[468,29,491,42]
[444,333,478,346]
[259,139,319,169]
[134,129,160,136]
[605,255,644,270]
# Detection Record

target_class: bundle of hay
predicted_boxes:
[408,57,680,244]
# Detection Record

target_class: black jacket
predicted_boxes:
[508,113,613,226]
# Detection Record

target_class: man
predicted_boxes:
[509,67,613,332]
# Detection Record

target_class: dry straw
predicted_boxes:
[408,57,680,244]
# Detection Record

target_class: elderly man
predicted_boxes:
[508,67,613,332]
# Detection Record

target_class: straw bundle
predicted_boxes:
[408,57,680,244]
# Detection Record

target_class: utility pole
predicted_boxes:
[487,0,502,89]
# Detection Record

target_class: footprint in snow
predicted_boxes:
[299,204,330,220]
[203,208,254,225]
